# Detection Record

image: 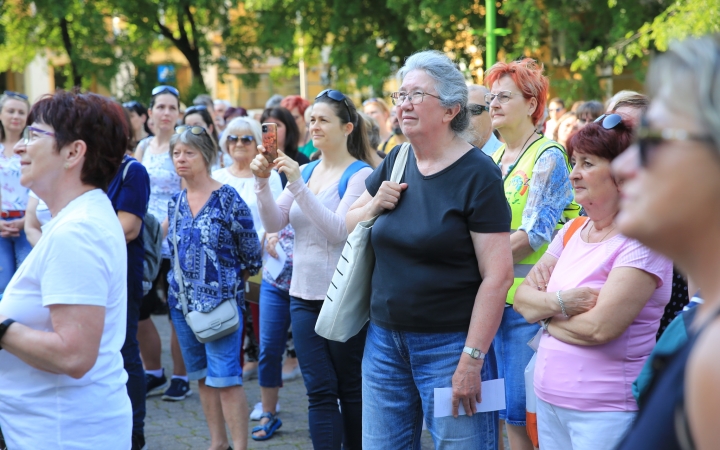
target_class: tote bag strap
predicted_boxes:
[389,143,411,183]
[172,191,190,316]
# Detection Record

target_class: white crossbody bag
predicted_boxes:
[315,143,410,342]
[172,191,240,343]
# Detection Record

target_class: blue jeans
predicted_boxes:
[362,323,499,450]
[170,303,244,387]
[120,288,146,437]
[290,297,366,450]
[258,282,291,388]
[0,223,32,295]
[493,305,539,425]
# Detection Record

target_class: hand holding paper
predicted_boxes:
[434,379,506,418]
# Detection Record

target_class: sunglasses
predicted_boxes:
[4,90,28,101]
[185,105,207,116]
[594,113,623,130]
[316,89,353,123]
[122,101,141,109]
[468,104,490,116]
[152,85,180,97]
[175,125,208,136]
[227,134,255,145]
[636,121,716,168]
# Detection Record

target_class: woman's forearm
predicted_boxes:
[513,284,561,323]
[465,278,509,352]
[256,177,290,233]
[547,314,607,346]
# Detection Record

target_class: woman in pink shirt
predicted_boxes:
[513,114,673,450]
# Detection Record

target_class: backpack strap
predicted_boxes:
[339,161,372,199]
[563,217,588,247]
[301,160,321,184]
[122,158,135,181]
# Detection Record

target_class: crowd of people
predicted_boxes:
[0,33,719,450]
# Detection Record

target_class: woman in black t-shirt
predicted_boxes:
[346,50,513,450]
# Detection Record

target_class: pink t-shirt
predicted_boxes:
[534,220,673,412]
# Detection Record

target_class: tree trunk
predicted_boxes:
[59,17,82,88]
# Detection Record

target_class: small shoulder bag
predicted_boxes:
[315,143,410,342]
[172,191,240,343]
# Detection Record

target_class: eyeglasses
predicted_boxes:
[22,126,55,145]
[152,85,180,97]
[4,90,28,101]
[390,91,441,106]
[227,135,255,145]
[594,113,623,130]
[185,105,207,116]
[316,89,353,122]
[484,91,518,105]
[468,104,490,116]
[636,123,716,168]
[175,125,207,136]
[122,101,142,109]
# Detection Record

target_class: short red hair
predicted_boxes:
[484,58,548,126]
[565,117,634,162]
[280,95,311,116]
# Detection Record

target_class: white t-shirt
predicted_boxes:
[0,189,132,449]
[213,168,283,240]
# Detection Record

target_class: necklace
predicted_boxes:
[498,131,538,175]
[588,222,616,243]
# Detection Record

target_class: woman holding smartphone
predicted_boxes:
[250,91,375,448]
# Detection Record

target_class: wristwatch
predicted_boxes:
[462,346,486,360]
[0,318,16,351]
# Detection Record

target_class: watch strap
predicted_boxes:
[462,345,486,360]
[0,318,16,350]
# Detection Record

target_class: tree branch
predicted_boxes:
[59,17,81,87]
[176,8,190,49]
[155,19,180,46]
[184,4,199,50]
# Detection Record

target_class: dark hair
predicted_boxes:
[193,94,214,109]
[149,92,180,109]
[28,90,127,191]
[566,117,634,162]
[123,100,152,137]
[183,106,219,150]
[576,101,604,122]
[314,94,375,166]
[260,107,299,158]
[224,106,247,122]
[549,97,565,108]
[121,107,136,153]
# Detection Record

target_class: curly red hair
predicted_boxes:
[280,95,311,116]
[484,58,549,126]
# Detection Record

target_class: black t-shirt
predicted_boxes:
[365,145,511,332]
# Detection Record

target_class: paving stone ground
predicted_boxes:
[146,314,508,449]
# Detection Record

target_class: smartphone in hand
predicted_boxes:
[261,123,278,163]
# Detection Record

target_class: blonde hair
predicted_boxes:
[0,92,30,141]
[220,117,263,153]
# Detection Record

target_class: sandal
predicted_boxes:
[251,412,282,441]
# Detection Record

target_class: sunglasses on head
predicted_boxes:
[122,101,141,109]
[185,105,207,116]
[175,125,207,136]
[468,104,490,116]
[594,113,623,130]
[635,118,717,168]
[152,85,180,97]
[227,134,255,145]
[316,89,353,123]
[4,90,28,101]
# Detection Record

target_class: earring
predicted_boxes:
[64,163,70,169]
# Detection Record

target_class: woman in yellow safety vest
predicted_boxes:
[485,58,579,450]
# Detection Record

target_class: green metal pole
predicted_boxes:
[486,0,496,68]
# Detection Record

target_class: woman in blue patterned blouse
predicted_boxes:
[167,125,262,450]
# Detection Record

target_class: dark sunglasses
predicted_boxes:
[468,104,490,116]
[636,120,716,168]
[227,134,255,145]
[4,90,28,101]
[185,105,207,115]
[175,125,207,136]
[594,113,623,130]
[152,85,180,97]
[122,101,141,109]
[316,89,353,123]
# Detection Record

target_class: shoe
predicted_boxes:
[282,364,302,381]
[250,401,281,420]
[131,433,147,450]
[145,372,168,397]
[162,377,193,401]
[251,412,282,441]
[243,364,258,381]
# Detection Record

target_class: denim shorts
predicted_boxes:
[169,304,243,388]
[493,305,540,425]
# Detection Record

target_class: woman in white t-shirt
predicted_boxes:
[0,91,132,449]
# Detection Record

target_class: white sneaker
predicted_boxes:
[250,401,281,420]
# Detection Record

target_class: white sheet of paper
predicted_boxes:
[262,243,287,280]
[433,378,506,418]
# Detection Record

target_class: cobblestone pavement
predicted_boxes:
[146,315,507,449]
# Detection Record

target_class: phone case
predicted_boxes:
[262,123,278,163]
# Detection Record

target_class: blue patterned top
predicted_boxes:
[167,185,262,313]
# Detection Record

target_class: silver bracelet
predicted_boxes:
[556,290,569,317]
